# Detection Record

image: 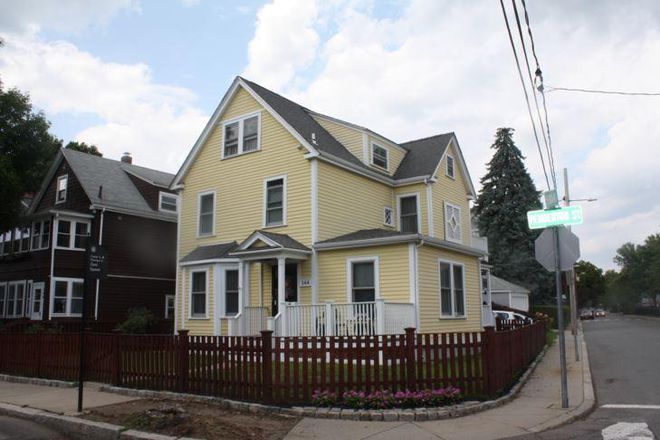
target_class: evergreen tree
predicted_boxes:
[65,140,102,157]
[474,127,551,302]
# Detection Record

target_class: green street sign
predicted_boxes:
[527,206,583,229]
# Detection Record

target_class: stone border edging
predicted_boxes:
[99,343,550,422]
[0,401,201,440]
[0,374,76,388]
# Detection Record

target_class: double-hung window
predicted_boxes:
[444,203,462,243]
[0,283,6,317]
[371,144,389,170]
[190,270,207,318]
[31,220,51,250]
[51,278,83,317]
[222,113,260,158]
[159,192,179,213]
[19,226,30,252]
[439,261,465,318]
[398,195,419,233]
[197,192,215,236]
[446,155,455,178]
[6,281,25,317]
[55,219,90,250]
[224,269,239,316]
[56,175,68,203]
[165,295,175,319]
[264,176,286,227]
[349,258,378,303]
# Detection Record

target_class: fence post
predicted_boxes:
[177,330,189,393]
[483,326,498,397]
[111,331,121,386]
[261,330,273,403]
[404,327,416,391]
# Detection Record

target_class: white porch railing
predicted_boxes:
[227,306,270,336]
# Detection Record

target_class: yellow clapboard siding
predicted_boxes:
[179,87,311,258]
[313,116,364,161]
[417,245,481,333]
[317,244,410,303]
[394,183,429,236]
[432,141,472,244]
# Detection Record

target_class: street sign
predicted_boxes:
[527,206,583,230]
[87,244,108,280]
[535,227,580,272]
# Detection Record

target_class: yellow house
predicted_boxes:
[171,77,491,336]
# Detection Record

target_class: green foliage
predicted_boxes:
[574,260,605,307]
[530,305,570,329]
[0,86,61,230]
[25,323,46,334]
[474,128,552,302]
[65,141,102,157]
[117,307,158,334]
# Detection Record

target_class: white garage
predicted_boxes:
[490,275,531,312]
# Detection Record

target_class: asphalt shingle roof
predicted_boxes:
[395,133,453,179]
[180,242,238,263]
[490,275,530,294]
[317,229,414,244]
[61,149,176,220]
[237,230,311,251]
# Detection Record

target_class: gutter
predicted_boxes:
[89,204,177,223]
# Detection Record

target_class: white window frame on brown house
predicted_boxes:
[54,218,91,251]
[50,277,84,318]
[56,175,68,204]
[159,192,179,213]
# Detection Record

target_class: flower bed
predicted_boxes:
[312,387,462,410]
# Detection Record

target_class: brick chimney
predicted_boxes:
[120,152,132,164]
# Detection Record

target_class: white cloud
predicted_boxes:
[0,32,207,173]
[244,0,660,270]
[0,0,140,34]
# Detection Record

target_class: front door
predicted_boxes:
[271,263,298,316]
[31,282,44,320]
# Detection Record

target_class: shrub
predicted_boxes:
[531,305,569,329]
[312,387,462,409]
[25,323,46,334]
[117,307,158,334]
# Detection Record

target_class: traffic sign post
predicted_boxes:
[527,205,583,229]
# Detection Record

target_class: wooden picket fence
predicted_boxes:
[0,322,546,404]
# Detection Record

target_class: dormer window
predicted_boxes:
[222,112,261,158]
[56,175,68,203]
[446,155,455,179]
[159,192,179,213]
[371,144,389,170]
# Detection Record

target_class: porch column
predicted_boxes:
[277,257,286,309]
[243,261,251,308]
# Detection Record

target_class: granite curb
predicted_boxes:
[0,374,76,388]
[0,401,202,440]
[99,342,550,422]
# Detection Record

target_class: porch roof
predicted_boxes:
[228,230,311,260]
[180,241,238,265]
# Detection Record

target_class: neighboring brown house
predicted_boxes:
[0,149,177,331]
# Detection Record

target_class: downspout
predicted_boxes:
[413,237,424,330]
[94,208,105,320]
[48,214,57,321]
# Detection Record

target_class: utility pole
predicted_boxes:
[563,168,579,362]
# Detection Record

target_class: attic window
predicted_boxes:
[371,144,388,170]
[222,112,261,158]
[159,192,179,213]
[446,155,455,178]
[56,175,68,204]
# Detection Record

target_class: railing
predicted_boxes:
[228,307,270,336]
[382,302,415,334]
[282,304,326,337]
[330,302,377,336]
[0,322,546,403]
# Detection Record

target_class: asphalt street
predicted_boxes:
[510,314,660,439]
[0,415,64,440]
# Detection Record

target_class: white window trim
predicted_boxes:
[219,264,240,318]
[189,268,210,319]
[17,226,30,253]
[7,280,26,318]
[371,142,389,171]
[0,282,7,318]
[158,192,179,213]
[221,111,262,159]
[383,206,394,227]
[346,256,380,303]
[56,174,68,204]
[446,154,455,179]
[165,294,175,319]
[54,218,91,251]
[25,280,32,318]
[49,277,84,318]
[31,219,51,251]
[197,190,216,237]
[396,193,422,234]
[30,282,45,320]
[444,202,463,244]
[263,174,287,228]
[438,259,467,319]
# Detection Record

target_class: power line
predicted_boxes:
[499,0,551,191]
[511,0,556,188]
[546,86,660,96]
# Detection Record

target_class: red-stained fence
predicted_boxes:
[0,322,546,403]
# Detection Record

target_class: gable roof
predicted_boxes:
[172,76,475,191]
[235,230,311,252]
[29,149,176,221]
[490,275,530,294]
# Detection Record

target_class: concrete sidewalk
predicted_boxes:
[0,381,138,415]
[285,330,594,440]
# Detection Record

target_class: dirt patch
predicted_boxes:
[82,399,300,440]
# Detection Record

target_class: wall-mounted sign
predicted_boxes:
[299,278,311,287]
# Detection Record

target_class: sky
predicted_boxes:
[1,0,659,271]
